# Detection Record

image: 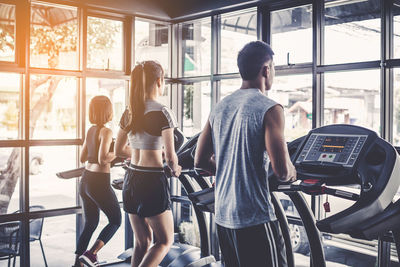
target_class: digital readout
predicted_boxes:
[318,136,348,153]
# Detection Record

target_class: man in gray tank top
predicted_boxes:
[195,41,296,267]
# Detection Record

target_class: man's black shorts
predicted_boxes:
[217,220,287,267]
[122,164,171,217]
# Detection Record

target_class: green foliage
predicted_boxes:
[30,21,77,54]
[0,24,14,53]
[87,17,120,52]
[184,85,194,120]
[87,17,121,68]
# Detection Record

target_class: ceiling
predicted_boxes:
[80,0,267,21]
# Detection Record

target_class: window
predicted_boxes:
[393,1,400,59]
[182,82,211,136]
[30,75,78,139]
[0,3,15,62]
[271,5,312,66]
[220,9,257,74]
[0,147,21,215]
[393,69,400,146]
[324,0,381,64]
[323,69,380,133]
[0,72,20,140]
[135,20,169,75]
[180,19,211,77]
[29,146,77,209]
[269,74,313,141]
[30,3,78,69]
[87,16,124,71]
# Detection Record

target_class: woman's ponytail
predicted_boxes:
[128,61,164,134]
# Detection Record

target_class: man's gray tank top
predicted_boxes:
[209,88,279,229]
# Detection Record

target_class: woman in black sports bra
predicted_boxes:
[75,96,122,267]
[115,61,181,267]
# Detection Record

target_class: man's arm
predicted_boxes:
[194,120,216,174]
[264,105,296,182]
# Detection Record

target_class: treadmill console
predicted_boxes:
[291,125,378,185]
[295,134,368,168]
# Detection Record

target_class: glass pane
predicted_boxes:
[393,1,400,59]
[30,3,78,69]
[30,214,75,266]
[324,70,380,133]
[220,78,241,101]
[85,78,126,137]
[393,69,400,146]
[135,20,169,76]
[0,3,15,62]
[0,147,21,214]
[271,5,312,66]
[87,17,123,71]
[30,75,78,139]
[180,19,211,77]
[30,146,76,209]
[220,9,257,74]
[159,83,171,108]
[324,0,380,64]
[269,74,312,141]
[0,73,20,140]
[182,82,211,137]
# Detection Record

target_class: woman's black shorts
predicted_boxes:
[122,164,171,217]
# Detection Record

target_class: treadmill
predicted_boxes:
[58,129,216,267]
[188,124,400,267]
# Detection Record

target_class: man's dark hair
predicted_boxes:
[237,41,274,81]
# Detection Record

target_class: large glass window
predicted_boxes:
[182,82,211,137]
[323,70,380,133]
[30,3,78,69]
[0,3,15,62]
[0,147,21,215]
[324,0,381,64]
[29,146,76,209]
[180,19,211,77]
[30,75,78,139]
[135,20,169,75]
[0,72,20,140]
[271,5,312,66]
[87,16,123,71]
[393,69,400,146]
[393,1,400,59]
[269,74,313,141]
[220,9,257,74]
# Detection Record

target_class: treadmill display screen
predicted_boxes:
[295,133,368,167]
[319,137,348,153]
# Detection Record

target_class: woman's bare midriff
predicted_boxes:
[85,163,111,173]
[130,148,163,167]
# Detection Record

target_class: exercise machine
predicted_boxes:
[186,124,400,267]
